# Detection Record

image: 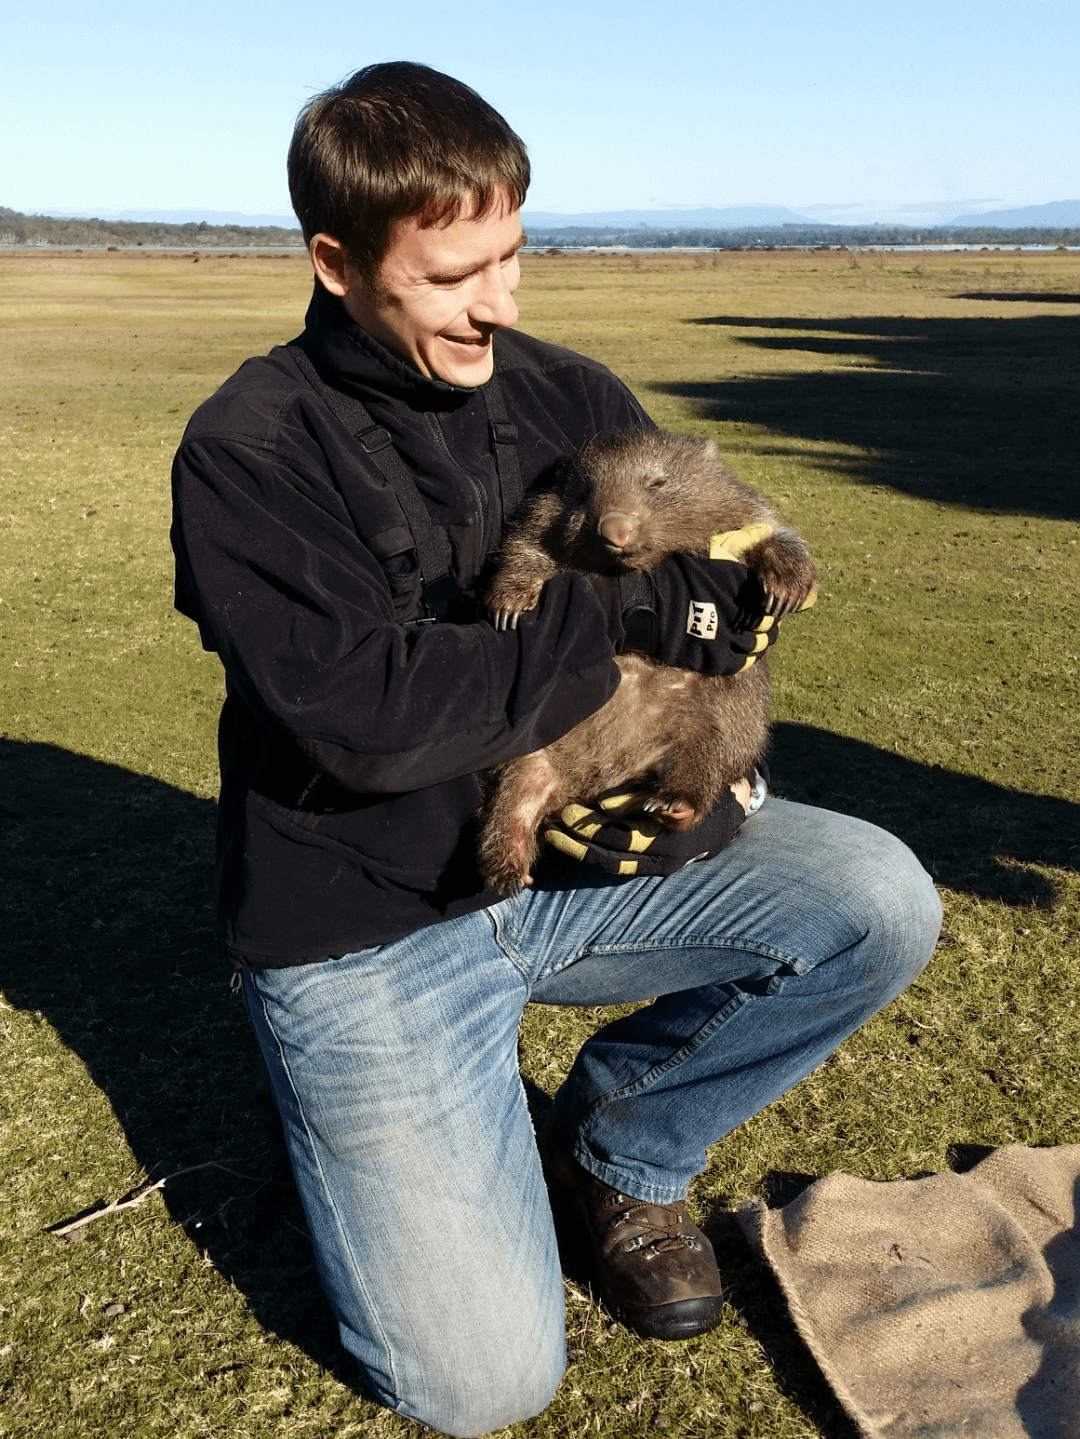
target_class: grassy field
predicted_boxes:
[2,244,1078,1438]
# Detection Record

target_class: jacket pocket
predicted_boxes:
[367,524,424,621]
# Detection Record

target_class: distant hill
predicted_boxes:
[0,206,304,249]
[523,205,816,229]
[951,200,1080,227]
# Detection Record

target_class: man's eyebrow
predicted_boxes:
[428,233,528,283]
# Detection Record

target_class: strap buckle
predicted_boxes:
[358,425,393,455]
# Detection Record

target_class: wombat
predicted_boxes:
[479,428,817,894]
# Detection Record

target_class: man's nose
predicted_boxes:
[471,267,519,329]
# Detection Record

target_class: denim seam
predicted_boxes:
[546,934,813,988]
[490,899,564,986]
[247,975,399,1395]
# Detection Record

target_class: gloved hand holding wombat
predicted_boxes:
[479,428,818,894]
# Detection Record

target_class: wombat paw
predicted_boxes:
[486,584,543,630]
[642,796,700,829]
[754,545,818,620]
[479,828,536,892]
[482,857,534,893]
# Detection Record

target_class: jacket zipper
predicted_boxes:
[424,411,494,570]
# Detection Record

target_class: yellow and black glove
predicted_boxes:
[542,772,768,878]
[590,524,798,676]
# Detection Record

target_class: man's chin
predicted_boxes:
[432,339,495,388]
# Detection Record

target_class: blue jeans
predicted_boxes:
[244,798,941,1436]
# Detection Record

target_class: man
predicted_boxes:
[171,62,941,1438]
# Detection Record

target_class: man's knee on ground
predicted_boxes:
[377,1342,565,1437]
[855,825,943,989]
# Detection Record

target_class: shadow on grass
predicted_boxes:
[669,309,1080,521]
[3,732,1076,1411]
[954,291,1080,304]
[0,738,349,1382]
[769,721,1079,906]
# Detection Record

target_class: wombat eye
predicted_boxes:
[643,474,667,490]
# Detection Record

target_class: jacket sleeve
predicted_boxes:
[171,432,621,795]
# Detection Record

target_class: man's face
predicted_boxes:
[343,195,525,388]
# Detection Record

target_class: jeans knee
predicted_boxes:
[860,830,942,989]
[381,1341,565,1436]
[912,866,944,968]
[344,1279,567,1437]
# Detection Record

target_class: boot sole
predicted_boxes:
[613,1293,724,1341]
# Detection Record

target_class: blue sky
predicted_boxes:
[4,0,1078,225]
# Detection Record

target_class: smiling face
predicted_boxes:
[311,194,525,388]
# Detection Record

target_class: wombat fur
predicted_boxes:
[479,428,817,893]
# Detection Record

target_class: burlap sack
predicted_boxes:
[738,1144,1080,1437]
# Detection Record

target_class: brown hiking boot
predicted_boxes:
[539,1125,723,1341]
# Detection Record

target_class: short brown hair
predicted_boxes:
[288,62,530,281]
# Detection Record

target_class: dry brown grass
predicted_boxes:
[2,245,1078,1439]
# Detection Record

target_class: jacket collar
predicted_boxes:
[302,282,473,409]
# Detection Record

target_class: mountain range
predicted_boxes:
[947,199,1080,227]
[523,200,1080,230]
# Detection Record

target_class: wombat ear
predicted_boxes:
[700,438,720,460]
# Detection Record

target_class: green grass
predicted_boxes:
[2,245,1079,1438]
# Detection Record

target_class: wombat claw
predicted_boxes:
[642,797,698,824]
[763,583,818,620]
[762,589,796,620]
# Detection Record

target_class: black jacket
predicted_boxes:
[171,285,651,964]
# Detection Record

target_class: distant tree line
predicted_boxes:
[525,223,1080,250]
[3,205,1078,252]
[0,207,305,249]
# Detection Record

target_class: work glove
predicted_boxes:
[591,525,792,676]
[542,770,768,877]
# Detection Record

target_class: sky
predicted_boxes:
[4,0,1079,227]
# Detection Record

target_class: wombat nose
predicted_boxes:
[598,511,638,550]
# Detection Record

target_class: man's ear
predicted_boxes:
[309,233,352,297]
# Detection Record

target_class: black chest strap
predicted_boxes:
[482,381,522,519]
[288,345,523,618]
[288,345,453,593]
